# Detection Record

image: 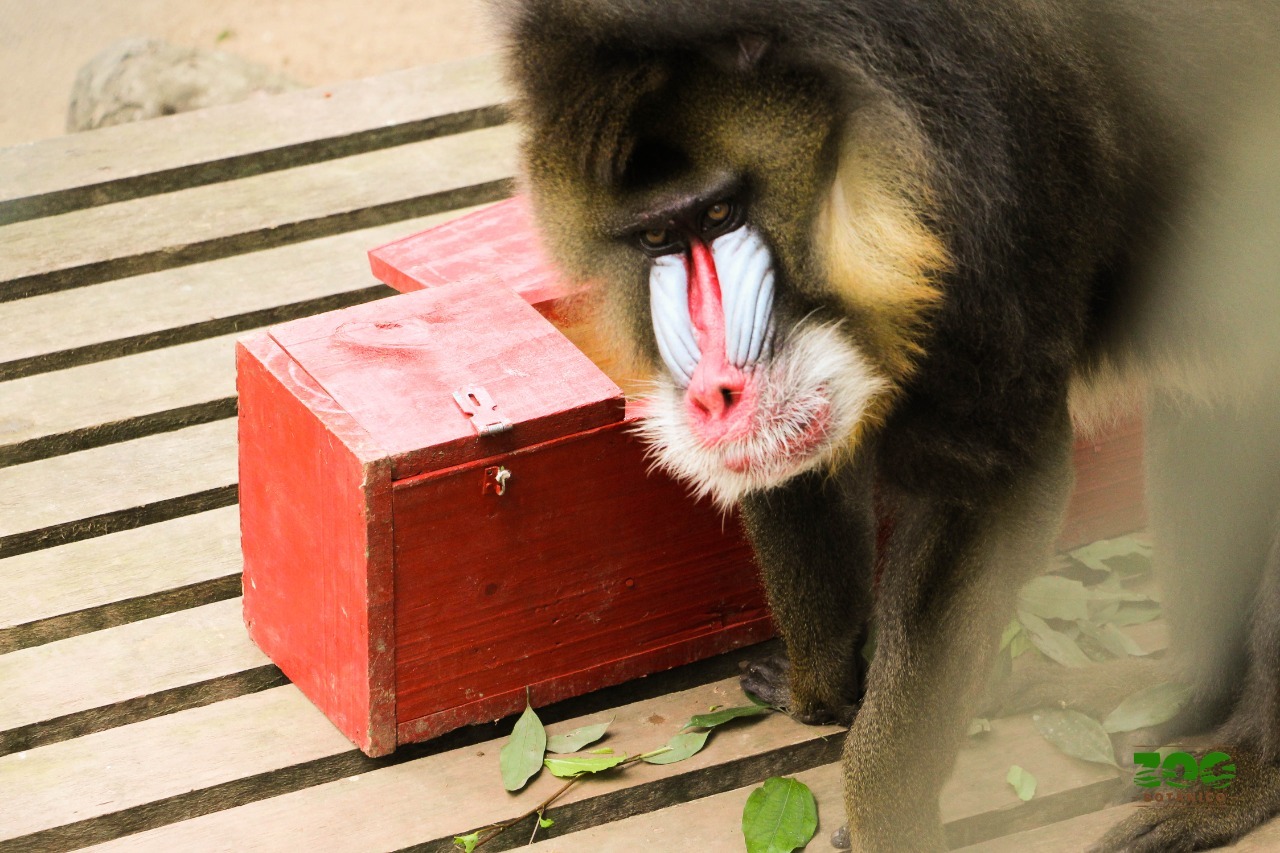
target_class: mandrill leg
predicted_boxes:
[738,455,877,726]
[841,416,1075,851]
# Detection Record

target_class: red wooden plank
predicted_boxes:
[268,281,624,480]
[391,416,768,742]
[237,333,397,755]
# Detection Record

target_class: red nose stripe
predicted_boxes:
[685,238,752,441]
[687,238,724,353]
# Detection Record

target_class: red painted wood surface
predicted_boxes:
[391,415,770,741]
[268,281,623,480]
[1059,419,1147,550]
[239,271,764,756]
[238,333,397,755]
[368,196,571,308]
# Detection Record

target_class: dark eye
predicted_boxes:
[640,228,671,248]
[636,227,684,256]
[703,202,731,226]
[700,200,740,234]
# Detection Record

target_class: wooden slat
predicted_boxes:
[0,598,277,755]
[0,124,517,301]
[0,333,241,467]
[523,710,1123,852]
[74,677,841,853]
[958,803,1280,851]
[0,57,506,224]
[0,420,236,558]
[0,207,487,382]
[66,698,1124,853]
[954,805,1139,852]
[0,686,356,848]
[525,763,844,853]
[0,507,240,652]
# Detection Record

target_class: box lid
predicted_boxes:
[268,280,624,479]
[367,196,576,309]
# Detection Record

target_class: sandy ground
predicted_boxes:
[0,0,497,148]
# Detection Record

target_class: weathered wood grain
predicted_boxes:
[0,507,239,650]
[0,57,506,224]
[0,420,236,558]
[0,207,487,382]
[0,125,517,301]
[954,805,1140,852]
[0,686,356,848]
[0,333,240,467]
[74,677,840,853]
[0,598,277,755]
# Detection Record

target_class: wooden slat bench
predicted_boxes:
[0,54,1176,852]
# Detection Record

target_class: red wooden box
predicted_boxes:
[238,275,769,757]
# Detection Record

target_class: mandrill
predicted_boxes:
[494,0,1280,850]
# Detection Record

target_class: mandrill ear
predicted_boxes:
[708,32,772,74]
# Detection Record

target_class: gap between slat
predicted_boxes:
[2,180,512,303]
[0,485,238,560]
[0,286,390,384]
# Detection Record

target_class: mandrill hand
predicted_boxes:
[739,652,859,727]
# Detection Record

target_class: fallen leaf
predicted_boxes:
[1103,683,1193,733]
[644,730,711,765]
[500,702,547,792]
[546,719,612,754]
[1006,765,1037,801]
[543,752,627,778]
[742,777,818,853]
[1033,709,1118,768]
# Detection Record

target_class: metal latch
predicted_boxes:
[484,466,512,496]
[453,385,512,436]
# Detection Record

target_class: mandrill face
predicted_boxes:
[633,200,889,507]
[512,48,946,507]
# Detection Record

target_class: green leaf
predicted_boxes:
[1009,630,1034,658]
[500,702,547,792]
[687,703,769,729]
[968,718,992,737]
[1018,611,1093,668]
[644,730,711,765]
[1076,620,1146,658]
[1018,576,1092,622]
[1106,600,1162,626]
[453,832,480,852]
[1103,683,1193,733]
[589,747,614,754]
[1070,537,1153,576]
[1032,709,1118,768]
[1000,619,1022,651]
[1006,765,1037,801]
[546,719,612,754]
[538,817,555,829]
[742,777,819,853]
[543,752,628,778]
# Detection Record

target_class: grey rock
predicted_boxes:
[67,37,301,132]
